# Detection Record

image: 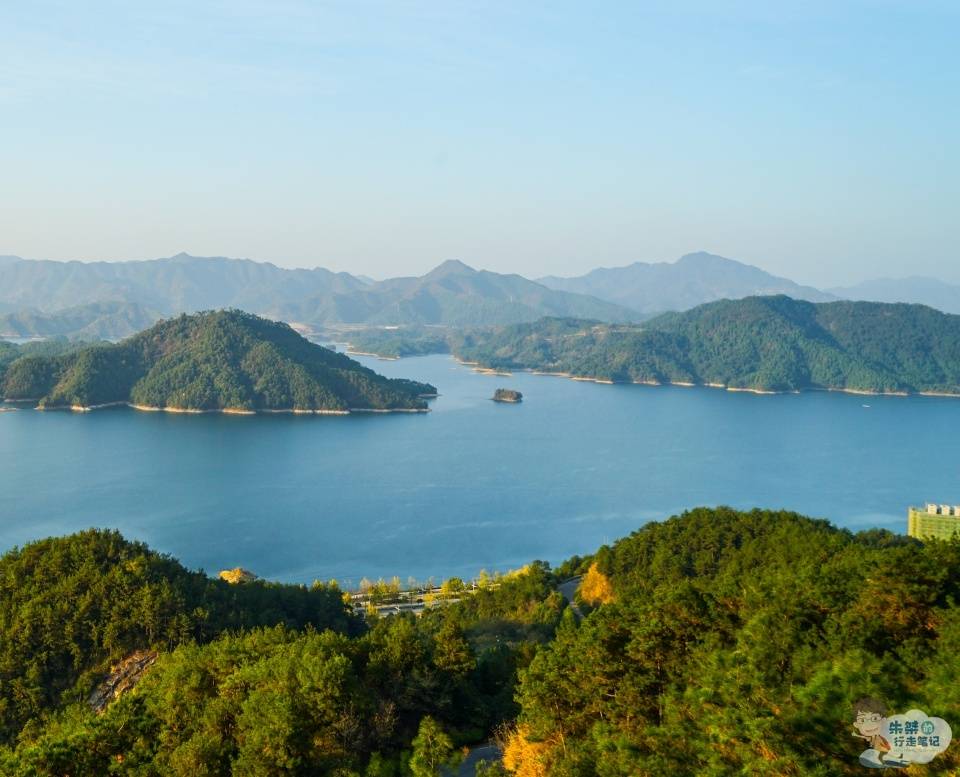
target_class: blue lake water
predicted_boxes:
[1,353,958,586]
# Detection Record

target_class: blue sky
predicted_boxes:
[1,1,957,285]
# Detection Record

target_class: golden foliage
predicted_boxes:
[502,725,554,777]
[578,562,615,605]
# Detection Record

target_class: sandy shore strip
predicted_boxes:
[344,349,401,361]
[460,362,960,399]
[259,408,351,415]
[36,401,128,412]
[726,386,781,395]
[472,367,513,376]
[348,407,430,413]
[30,402,428,415]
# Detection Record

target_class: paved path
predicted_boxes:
[447,578,583,776]
[558,576,584,620]
[446,743,501,776]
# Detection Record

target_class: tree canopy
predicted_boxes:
[5,509,960,774]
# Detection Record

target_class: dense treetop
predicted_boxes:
[0,530,560,775]
[0,310,436,411]
[0,529,356,746]
[506,508,960,775]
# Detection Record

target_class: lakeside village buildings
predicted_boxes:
[908,503,960,541]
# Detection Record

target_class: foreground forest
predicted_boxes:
[348,296,960,394]
[0,310,435,412]
[3,508,960,775]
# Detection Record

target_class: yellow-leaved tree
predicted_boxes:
[502,724,555,777]
[578,562,615,605]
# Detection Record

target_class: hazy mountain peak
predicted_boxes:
[0,253,636,327]
[830,275,960,314]
[537,251,835,314]
[676,251,741,267]
[425,259,476,277]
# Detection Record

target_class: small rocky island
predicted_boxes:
[493,388,523,403]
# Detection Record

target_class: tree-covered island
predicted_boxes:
[0,310,436,413]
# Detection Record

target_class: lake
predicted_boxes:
[1,353,958,586]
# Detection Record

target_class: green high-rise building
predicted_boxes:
[908,503,960,541]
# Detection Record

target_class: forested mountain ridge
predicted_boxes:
[450,296,960,394]
[0,310,435,412]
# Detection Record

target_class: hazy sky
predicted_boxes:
[1,1,957,286]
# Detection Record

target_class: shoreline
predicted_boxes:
[473,367,513,377]
[19,401,429,416]
[408,355,960,400]
[344,349,401,361]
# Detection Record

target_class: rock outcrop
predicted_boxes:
[219,567,258,584]
[88,649,159,713]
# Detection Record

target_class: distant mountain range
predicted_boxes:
[1,251,957,335]
[0,253,634,329]
[538,251,836,313]
[828,277,960,315]
[0,301,161,340]
[0,253,367,318]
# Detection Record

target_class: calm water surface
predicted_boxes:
[1,354,958,584]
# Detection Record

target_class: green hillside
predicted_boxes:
[0,530,559,775]
[1,310,435,411]
[452,296,960,394]
[4,510,960,774]
[509,507,960,775]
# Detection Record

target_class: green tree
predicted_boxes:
[408,716,461,777]
[433,620,476,677]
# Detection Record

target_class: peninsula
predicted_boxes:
[350,297,960,396]
[0,310,436,413]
